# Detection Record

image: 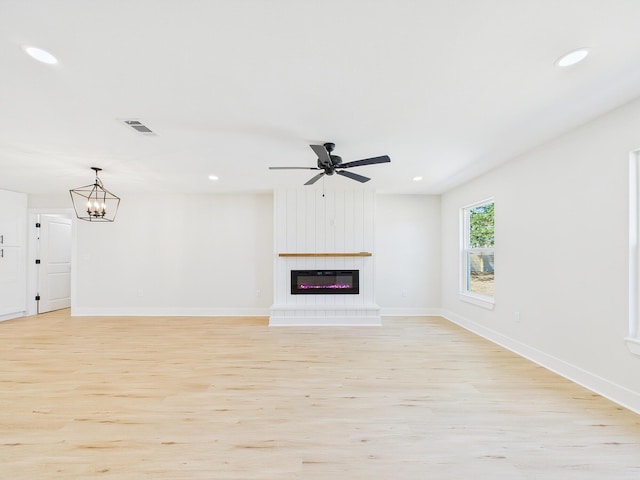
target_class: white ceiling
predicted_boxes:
[2,0,640,195]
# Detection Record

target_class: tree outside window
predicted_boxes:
[463,200,494,298]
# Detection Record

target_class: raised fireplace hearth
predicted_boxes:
[291,270,359,295]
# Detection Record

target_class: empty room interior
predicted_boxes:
[2,1,640,478]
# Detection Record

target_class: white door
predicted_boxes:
[37,215,72,313]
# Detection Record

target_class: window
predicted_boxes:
[460,199,495,308]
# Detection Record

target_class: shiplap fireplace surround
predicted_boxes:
[269,188,381,326]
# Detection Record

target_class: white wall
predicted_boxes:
[27,191,442,319]
[441,96,640,413]
[28,194,70,209]
[376,194,441,315]
[71,193,273,316]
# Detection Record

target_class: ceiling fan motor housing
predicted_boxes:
[269,141,390,185]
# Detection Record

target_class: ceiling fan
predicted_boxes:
[269,142,391,185]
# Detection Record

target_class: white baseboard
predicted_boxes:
[0,311,25,322]
[71,307,271,317]
[439,309,640,416]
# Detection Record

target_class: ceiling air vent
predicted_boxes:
[120,119,156,135]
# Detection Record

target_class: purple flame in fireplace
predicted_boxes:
[291,270,360,295]
[298,283,352,289]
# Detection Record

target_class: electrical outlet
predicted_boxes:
[514,311,520,322]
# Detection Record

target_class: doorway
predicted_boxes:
[27,211,73,315]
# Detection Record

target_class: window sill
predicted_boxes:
[625,337,640,356]
[459,292,495,310]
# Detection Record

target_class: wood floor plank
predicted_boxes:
[1,310,639,479]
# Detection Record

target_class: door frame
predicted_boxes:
[27,208,75,316]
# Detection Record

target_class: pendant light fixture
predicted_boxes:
[69,167,121,222]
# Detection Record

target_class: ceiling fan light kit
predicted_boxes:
[69,167,121,222]
[269,142,391,185]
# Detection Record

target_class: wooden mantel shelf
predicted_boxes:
[278,252,372,257]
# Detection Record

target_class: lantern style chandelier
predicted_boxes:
[69,167,121,222]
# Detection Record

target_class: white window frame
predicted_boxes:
[627,151,640,355]
[459,197,495,310]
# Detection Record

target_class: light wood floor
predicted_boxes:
[1,310,639,479]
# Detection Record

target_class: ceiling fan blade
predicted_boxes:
[304,172,325,185]
[339,155,391,169]
[309,144,332,164]
[337,170,370,183]
[269,166,321,170]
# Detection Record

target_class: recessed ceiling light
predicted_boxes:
[208,175,219,181]
[23,46,58,65]
[413,176,423,181]
[556,48,589,67]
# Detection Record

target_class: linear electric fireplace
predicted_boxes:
[291,270,360,295]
